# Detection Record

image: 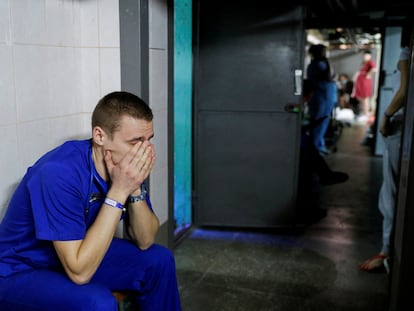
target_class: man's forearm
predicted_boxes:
[127,201,160,250]
[54,202,123,284]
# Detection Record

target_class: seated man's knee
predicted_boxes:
[150,244,176,269]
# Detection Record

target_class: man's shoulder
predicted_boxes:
[32,139,91,171]
[53,139,89,154]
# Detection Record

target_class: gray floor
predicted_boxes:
[174,123,389,311]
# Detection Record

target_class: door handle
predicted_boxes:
[294,69,302,95]
[284,102,301,113]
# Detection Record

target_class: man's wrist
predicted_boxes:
[128,184,147,204]
[104,197,126,212]
[103,197,127,221]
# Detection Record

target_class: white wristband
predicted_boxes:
[104,197,126,212]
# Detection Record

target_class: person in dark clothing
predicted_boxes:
[289,79,349,223]
[337,73,354,109]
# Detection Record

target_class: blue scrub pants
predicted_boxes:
[0,239,182,311]
[311,115,330,153]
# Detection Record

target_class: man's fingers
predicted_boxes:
[117,141,154,179]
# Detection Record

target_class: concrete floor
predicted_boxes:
[174,123,389,311]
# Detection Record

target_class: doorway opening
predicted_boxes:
[304,27,383,154]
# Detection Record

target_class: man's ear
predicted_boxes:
[92,126,106,146]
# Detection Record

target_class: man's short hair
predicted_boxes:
[92,91,153,138]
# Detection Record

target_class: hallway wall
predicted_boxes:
[0,0,121,217]
[174,0,192,231]
[147,0,170,228]
[0,0,172,239]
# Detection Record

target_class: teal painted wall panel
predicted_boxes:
[174,0,192,229]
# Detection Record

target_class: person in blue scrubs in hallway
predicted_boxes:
[0,91,182,310]
[306,43,338,155]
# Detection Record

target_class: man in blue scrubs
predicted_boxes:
[0,91,182,310]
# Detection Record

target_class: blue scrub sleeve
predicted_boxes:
[28,162,86,241]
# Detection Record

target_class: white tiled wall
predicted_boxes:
[0,0,171,232]
[0,0,121,216]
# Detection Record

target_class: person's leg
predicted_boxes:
[361,97,367,115]
[92,238,182,311]
[360,133,401,271]
[379,134,401,255]
[318,115,331,152]
[310,118,326,153]
[0,269,117,311]
[359,97,370,116]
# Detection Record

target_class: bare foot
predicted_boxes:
[359,253,388,272]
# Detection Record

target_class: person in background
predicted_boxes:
[306,44,338,155]
[358,28,411,273]
[337,73,354,109]
[352,50,376,122]
[0,91,182,310]
[334,73,357,126]
[294,79,349,223]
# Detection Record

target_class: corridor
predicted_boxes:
[175,123,389,311]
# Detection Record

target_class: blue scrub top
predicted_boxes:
[0,139,152,277]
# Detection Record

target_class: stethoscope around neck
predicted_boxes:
[85,145,108,219]
[89,145,108,193]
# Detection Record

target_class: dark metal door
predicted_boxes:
[193,1,305,227]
